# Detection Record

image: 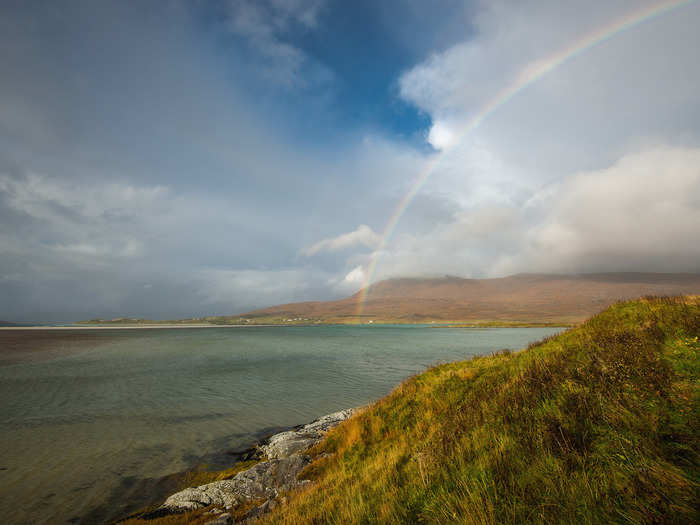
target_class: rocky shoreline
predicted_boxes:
[135,408,355,524]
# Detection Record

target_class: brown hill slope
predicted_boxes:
[241,273,700,324]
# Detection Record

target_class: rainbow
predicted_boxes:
[354,0,697,317]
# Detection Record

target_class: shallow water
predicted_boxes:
[0,325,562,524]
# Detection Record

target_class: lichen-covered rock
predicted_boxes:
[159,408,355,521]
[259,430,318,459]
[260,408,354,459]
[162,455,308,511]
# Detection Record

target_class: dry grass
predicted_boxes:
[118,508,215,525]
[259,296,699,524]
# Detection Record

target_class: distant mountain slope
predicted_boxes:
[240,273,700,323]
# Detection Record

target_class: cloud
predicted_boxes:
[303,224,382,256]
[196,267,314,309]
[399,0,700,180]
[426,121,456,150]
[226,0,329,86]
[363,147,700,282]
[343,265,366,285]
[1,0,699,321]
[0,172,167,262]
[331,0,700,285]
[0,1,436,321]
[0,172,168,223]
[506,147,700,274]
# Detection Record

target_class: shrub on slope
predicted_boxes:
[263,297,699,524]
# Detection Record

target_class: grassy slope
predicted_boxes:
[259,296,699,524]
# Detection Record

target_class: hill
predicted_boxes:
[239,273,700,324]
[257,296,700,524]
[122,296,699,524]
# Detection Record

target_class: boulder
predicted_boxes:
[260,409,354,459]
[160,408,355,520]
[162,455,308,511]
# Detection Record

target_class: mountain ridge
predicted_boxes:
[238,272,700,324]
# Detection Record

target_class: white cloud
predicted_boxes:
[399,0,700,181]
[347,0,700,285]
[366,147,700,281]
[426,121,456,150]
[303,224,381,256]
[343,265,366,285]
[504,147,700,274]
[320,263,368,296]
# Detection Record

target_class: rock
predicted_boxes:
[160,408,356,519]
[260,409,354,459]
[162,455,308,512]
[303,409,355,434]
[245,498,277,521]
[205,512,232,525]
[260,430,318,459]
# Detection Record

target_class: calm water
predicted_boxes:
[0,325,562,524]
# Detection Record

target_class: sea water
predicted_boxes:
[0,325,562,524]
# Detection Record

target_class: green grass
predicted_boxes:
[258,296,699,524]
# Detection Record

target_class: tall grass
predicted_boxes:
[261,296,699,524]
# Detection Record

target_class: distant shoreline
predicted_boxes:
[0,321,572,330]
[0,324,282,330]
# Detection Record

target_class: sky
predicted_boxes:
[1,0,699,322]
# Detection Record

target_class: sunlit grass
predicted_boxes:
[260,296,699,524]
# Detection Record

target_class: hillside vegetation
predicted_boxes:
[258,296,699,524]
